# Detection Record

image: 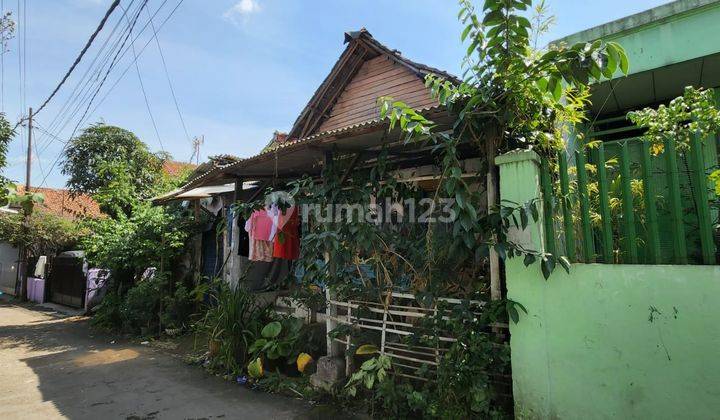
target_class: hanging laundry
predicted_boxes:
[245,209,274,262]
[236,215,250,257]
[273,206,300,260]
[245,209,274,241]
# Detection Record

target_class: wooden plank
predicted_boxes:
[619,142,638,263]
[558,152,576,261]
[575,150,595,262]
[325,92,434,125]
[344,65,414,90]
[664,136,688,264]
[689,134,715,264]
[330,76,425,112]
[333,79,424,108]
[641,141,661,264]
[330,82,432,115]
[596,144,614,263]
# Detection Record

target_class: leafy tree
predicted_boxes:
[0,211,83,257]
[0,113,15,204]
[379,0,629,279]
[61,123,164,200]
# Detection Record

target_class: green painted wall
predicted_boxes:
[555,0,720,77]
[497,150,720,419]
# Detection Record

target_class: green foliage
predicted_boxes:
[82,201,192,279]
[628,86,720,156]
[376,0,629,279]
[341,299,514,419]
[92,274,200,335]
[0,210,83,257]
[249,317,305,361]
[61,123,164,200]
[345,355,392,398]
[196,280,274,375]
[161,282,196,330]
[0,112,14,192]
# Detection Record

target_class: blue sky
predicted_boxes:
[1,0,671,188]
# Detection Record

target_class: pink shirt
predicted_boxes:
[245,210,274,241]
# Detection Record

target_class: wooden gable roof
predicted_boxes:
[287,28,458,141]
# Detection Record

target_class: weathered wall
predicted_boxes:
[497,150,720,419]
[508,262,720,419]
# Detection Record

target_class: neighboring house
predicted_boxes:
[14,186,102,220]
[0,187,102,295]
[162,160,197,179]
[507,1,720,418]
[153,28,478,288]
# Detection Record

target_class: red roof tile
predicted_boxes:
[15,186,103,219]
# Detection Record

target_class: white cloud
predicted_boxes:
[223,0,261,25]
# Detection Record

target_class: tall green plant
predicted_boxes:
[197,281,273,375]
[378,0,629,277]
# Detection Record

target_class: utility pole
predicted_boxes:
[15,107,31,300]
[191,135,204,165]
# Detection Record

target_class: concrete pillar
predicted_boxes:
[495,149,550,418]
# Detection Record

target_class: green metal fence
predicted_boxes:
[539,136,718,265]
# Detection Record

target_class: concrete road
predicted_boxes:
[0,297,313,420]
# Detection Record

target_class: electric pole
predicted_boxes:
[15,107,31,300]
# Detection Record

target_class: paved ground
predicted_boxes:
[0,296,314,420]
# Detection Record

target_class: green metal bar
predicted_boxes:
[540,156,557,255]
[558,152,576,262]
[596,144,614,263]
[590,125,639,138]
[641,141,661,264]
[689,134,715,264]
[592,115,632,125]
[664,137,688,264]
[619,143,638,263]
[575,150,595,262]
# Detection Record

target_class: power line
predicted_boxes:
[84,0,184,126]
[30,0,120,119]
[70,0,149,140]
[38,0,184,188]
[146,6,189,143]
[121,2,165,152]
[31,1,135,154]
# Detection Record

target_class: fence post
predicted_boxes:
[596,144,614,263]
[558,152,576,261]
[540,156,556,255]
[620,143,638,263]
[641,142,661,264]
[689,134,715,264]
[575,150,595,262]
[664,137,688,264]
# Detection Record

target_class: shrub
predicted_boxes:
[196,280,274,375]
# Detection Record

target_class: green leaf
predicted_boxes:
[356,344,379,355]
[523,253,536,267]
[558,256,572,273]
[482,10,504,26]
[249,338,267,353]
[461,24,473,42]
[261,321,282,339]
[541,256,556,279]
[507,303,519,324]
